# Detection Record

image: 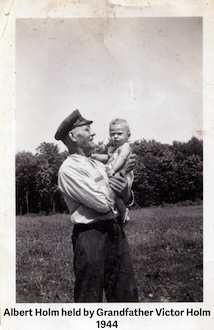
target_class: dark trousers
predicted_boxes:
[72,219,138,302]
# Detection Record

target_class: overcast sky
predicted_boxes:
[16,17,202,153]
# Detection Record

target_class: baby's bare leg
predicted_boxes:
[115,196,128,225]
[108,172,129,225]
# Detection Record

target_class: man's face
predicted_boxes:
[109,124,130,146]
[71,125,96,154]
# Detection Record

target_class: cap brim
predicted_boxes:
[73,119,93,127]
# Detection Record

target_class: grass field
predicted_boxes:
[16,205,203,303]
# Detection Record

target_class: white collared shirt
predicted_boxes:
[58,154,117,224]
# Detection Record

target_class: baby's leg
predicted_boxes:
[107,185,118,217]
[115,196,130,225]
[107,180,129,223]
[108,172,130,224]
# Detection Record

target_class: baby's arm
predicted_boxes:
[91,153,109,164]
[111,143,131,176]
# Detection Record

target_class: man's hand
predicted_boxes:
[109,174,131,204]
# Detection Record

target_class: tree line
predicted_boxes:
[16,137,203,215]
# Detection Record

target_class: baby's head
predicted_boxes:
[109,118,131,146]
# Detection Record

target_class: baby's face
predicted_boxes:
[109,124,130,146]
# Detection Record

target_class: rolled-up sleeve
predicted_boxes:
[58,166,115,214]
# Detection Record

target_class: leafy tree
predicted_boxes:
[15,137,203,214]
[132,137,203,206]
[16,152,38,214]
[16,143,67,215]
[176,154,203,201]
[171,137,203,161]
[35,142,67,214]
[132,140,176,206]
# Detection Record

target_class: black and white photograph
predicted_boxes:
[1,1,214,330]
[15,17,203,304]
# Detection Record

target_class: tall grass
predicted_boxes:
[16,205,203,303]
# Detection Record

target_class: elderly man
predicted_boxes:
[55,110,138,302]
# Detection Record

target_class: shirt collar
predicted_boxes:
[68,153,90,165]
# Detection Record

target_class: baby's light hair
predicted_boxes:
[109,118,130,133]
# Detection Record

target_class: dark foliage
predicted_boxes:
[16,143,68,215]
[15,137,203,215]
[131,137,203,207]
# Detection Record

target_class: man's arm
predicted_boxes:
[59,166,115,214]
